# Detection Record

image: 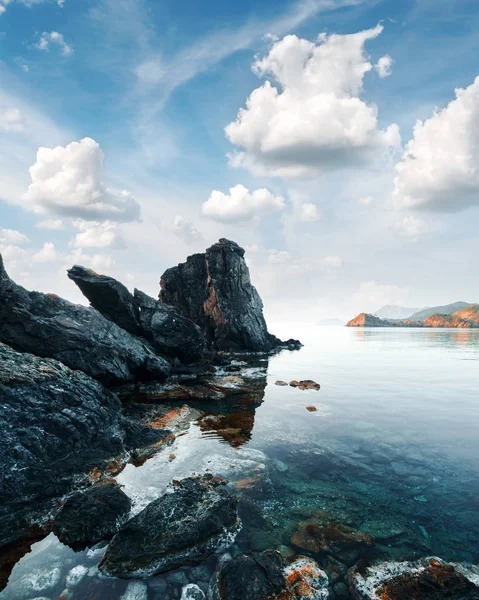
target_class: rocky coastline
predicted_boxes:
[347,305,479,329]
[1,238,478,599]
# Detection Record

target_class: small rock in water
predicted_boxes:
[181,584,206,600]
[414,495,428,503]
[275,380,289,386]
[284,556,329,599]
[306,406,318,412]
[290,380,320,390]
[120,581,148,600]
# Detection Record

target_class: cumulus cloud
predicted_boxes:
[268,249,291,264]
[375,55,393,78]
[201,184,285,223]
[298,202,320,222]
[32,241,57,262]
[70,220,125,249]
[0,106,24,132]
[36,218,64,230]
[225,25,401,178]
[171,215,203,244]
[352,280,410,313]
[0,0,64,15]
[22,138,141,222]
[36,31,73,56]
[395,215,429,239]
[394,77,479,212]
[0,227,29,245]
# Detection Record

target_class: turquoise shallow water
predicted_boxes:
[2,327,479,599]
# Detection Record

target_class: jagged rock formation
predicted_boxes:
[348,557,479,599]
[347,305,479,329]
[160,239,301,352]
[67,266,205,363]
[99,474,239,578]
[0,254,171,385]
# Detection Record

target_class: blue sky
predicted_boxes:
[0,0,478,322]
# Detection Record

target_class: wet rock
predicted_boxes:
[0,254,170,385]
[53,481,131,548]
[212,551,329,599]
[276,380,289,386]
[291,515,374,560]
[0,343,126,547]
[181,583,206,600]
[289,380,320,390]
[348,557,479,599]
[306,406,318,412]
[99,475,239,578]
[160,239,301,352]
[0,528,47,592]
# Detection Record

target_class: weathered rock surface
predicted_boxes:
[348,557,479,599]
[53,481,131,548]
[99,474,239,578]
[0,254,171,385]
[212,550,329,600]
[160,239,301,352]
[67,265,206,363]
[0,343,125,547]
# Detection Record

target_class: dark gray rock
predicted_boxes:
[66,264,205,363]
[99,474,239,578]
[0,253,171,385]
[133,289,205,363]
[160,239,301,352]
[0,343,125,547]
[53,482,132,548]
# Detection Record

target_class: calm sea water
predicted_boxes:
[3,327,479,599]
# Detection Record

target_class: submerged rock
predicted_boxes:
[212,550,329,600]
[0,254,170,385]
[289,380,320,390]
[99,474,239,578]
[53,481,132,548]
[160,239,301,352]
[348,557,479,599]
[0,343,125,547]
[67,265,205,363]
[181,584,206,600]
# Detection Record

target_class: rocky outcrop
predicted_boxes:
[348,557,479,599]
[99,474,239,578]
[160,239,301,352]
[52,481,131,548]
[212,551,329,600]
[0,343,125,547]
[347,304,479,329]
[0,254,171,385]
[346,314,398,327]
[67,265,205,363]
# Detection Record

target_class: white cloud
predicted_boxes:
[32,241,56,262]
[225,25,401,178]
[320,255,342,269]
[64,248,114,271]
[375,55,393,78]
[36,31,73,56]
[171,215,203,244]
[394,77,479,212]
[0,227,29,245]
[298,202,320,222]
[201,184,285,223]
[0,106,24,132]
[36,218,64,230]
[359,195,374,206]
[70,220,125,249]
[0,0,64,15]
[22,138,141,222]
[395,215,429,239]
[268,249,291,264]
[352,280,410,313]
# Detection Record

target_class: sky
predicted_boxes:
[0,0,478,325]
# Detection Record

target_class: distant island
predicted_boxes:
[347,302,479,328]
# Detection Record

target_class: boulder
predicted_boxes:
[160,239,301,352]
[67,265,205,363]
[348,557,479,599]
[0,343,124,547]
[212,551,329,600]
[0,253,170,385]
[99,474,239,578]
[53,481,131,548]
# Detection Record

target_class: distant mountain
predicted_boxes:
[316,318,345,327]
[375,305,422,320]
[408,302,471,321]
[347,304,479,329]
